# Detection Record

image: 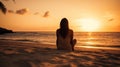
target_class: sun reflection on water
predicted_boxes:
[85,42,94,45]
[83,32,97,48]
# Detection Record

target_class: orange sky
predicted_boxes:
[0,0,120,32]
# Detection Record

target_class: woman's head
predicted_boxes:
[60,18,69,29]
[59,18,69,38]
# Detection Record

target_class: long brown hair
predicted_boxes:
[59,18,69,38]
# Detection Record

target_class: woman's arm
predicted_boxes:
[70,30,75,51]
[70,30,73,45]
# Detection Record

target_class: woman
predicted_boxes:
[56,18,76,51]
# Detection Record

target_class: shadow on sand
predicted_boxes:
[0,42,120,67]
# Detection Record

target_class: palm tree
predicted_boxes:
[0,1,7,14]
[0,0,15,14]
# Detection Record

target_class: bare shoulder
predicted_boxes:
[56,29,61,36]
[69,29,73,33]
[56,29,60,32]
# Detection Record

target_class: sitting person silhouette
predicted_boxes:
[56,18,76,51]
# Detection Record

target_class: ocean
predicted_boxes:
[0,32,120,49]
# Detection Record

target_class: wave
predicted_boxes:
[77,46,120,50]
[0,38,39,43]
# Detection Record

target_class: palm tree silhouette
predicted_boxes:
[0,0,15,14]
[0,1,7,14]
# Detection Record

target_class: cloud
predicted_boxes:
[8,10,14,13]
[43,11,49,18]
[12,0,16,3]
[34,12,39,15]
[16,8,28,15]
[104,12,115,22]
[108,18,114,22]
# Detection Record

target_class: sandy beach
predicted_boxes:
[0,40,120,67]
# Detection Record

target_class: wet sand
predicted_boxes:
[0,40,120,67]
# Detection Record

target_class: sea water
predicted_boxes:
[0,32,120,48]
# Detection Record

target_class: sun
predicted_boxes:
[77,18,100,32]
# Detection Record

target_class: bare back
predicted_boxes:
[56,29,73,51]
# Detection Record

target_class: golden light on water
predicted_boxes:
[84,32,96,47]
[85,42,94,45]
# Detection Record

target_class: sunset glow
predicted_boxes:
[0,0,120,32]
[81,18,100,31]
[78,18,100,32]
